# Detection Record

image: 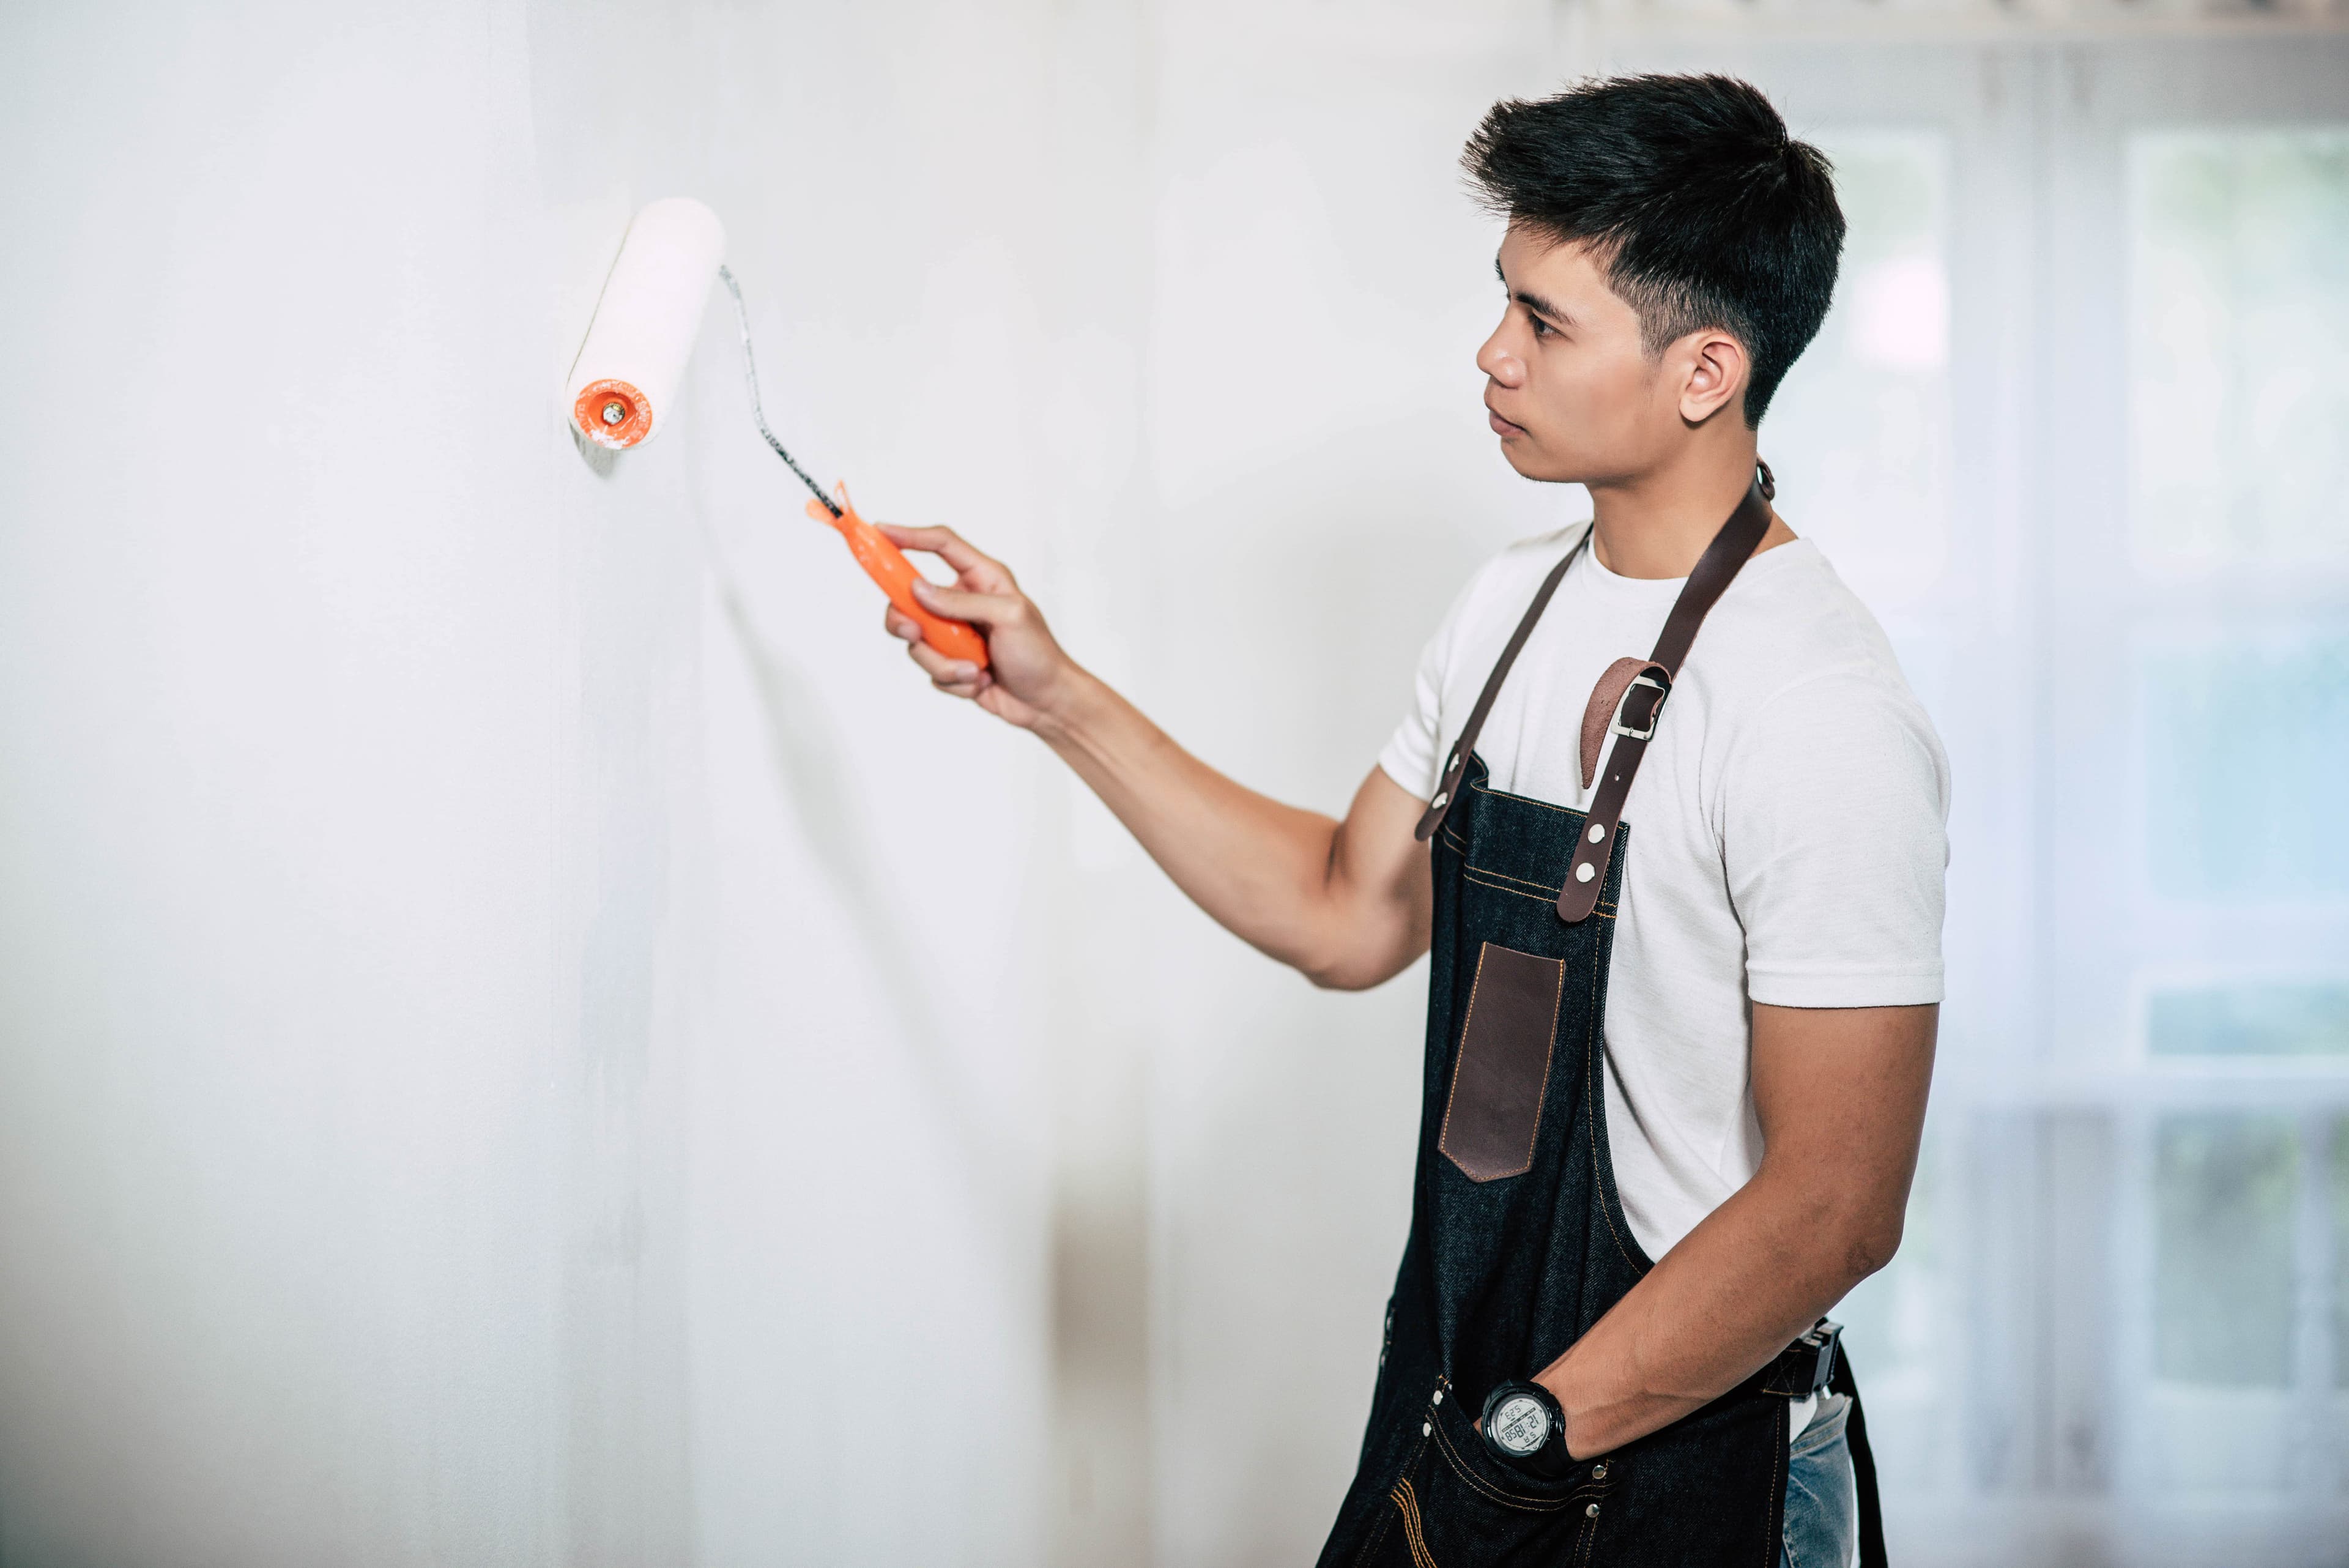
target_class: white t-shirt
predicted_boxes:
[1379,520,1950,1264]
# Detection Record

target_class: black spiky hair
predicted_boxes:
[1463,75,1844,426]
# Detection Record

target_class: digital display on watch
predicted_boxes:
[1490,1392,1553,1455]
[1479,1380,1565,1472]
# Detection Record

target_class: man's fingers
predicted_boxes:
[877,524,1014,592]
[910,576,1022,627]
[904,632,987,693]
[894,601,994,700]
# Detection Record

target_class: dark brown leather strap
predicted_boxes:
[1412,527,1593,843]
[1554,466,1774,921]
[1578,656,1666,791]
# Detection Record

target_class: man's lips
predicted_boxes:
[1486,403,1527,437]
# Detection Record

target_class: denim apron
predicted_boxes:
[1315,469,1887,1567]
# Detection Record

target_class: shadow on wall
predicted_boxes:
[698,529,1019,1217]
[571,426,620,478]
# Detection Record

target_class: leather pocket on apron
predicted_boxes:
[1438,942,1564,1183]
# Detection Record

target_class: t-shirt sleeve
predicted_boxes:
[1376,630,1447,800]
[1721,671,1950,1008]
[1376,565,1489,800]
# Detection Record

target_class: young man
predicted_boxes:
[881,75,1943,1568]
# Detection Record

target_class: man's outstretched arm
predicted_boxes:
[878,523,1431,992]
[1534,1001,1937,1457]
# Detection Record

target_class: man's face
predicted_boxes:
[1477,226,1684,486]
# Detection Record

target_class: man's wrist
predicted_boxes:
[1028,662,1111,746]
[1531,1365,1588,1460]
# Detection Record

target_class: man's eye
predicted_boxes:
[1528,314,1553,338]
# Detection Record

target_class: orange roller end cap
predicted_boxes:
[573,379,652,448]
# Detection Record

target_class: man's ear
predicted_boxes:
[1675,329,1750,426]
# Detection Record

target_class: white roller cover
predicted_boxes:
[565,197,725,449]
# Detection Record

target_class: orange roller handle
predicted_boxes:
[806,485,990,669]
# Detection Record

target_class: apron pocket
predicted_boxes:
[1360,1390,1603,1568]
[1438,942,1565,1183]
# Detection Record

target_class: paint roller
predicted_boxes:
[565,197,988,668]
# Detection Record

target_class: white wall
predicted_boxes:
[1128,7,1574,1564]
[0,2,1097,1562]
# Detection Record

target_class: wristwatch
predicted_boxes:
[1480,1380,1569,1474]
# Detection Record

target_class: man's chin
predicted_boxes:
[1496,440,1580,485]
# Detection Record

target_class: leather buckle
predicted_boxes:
[1608,672,1670,743]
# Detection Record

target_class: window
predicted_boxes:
[1598,29,2349,1555]
[2148,984,2349,1059]
[1764,132,1953,604]
[2141,636,2349,900]
[2154,1113,2298,1387]
[2129,131,2349,570]
[2123,121,2349,1477]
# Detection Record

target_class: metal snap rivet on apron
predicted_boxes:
[1591,1462,1607,1479]
[1586,823,1604,843]
[1431,1389,1443,1405]
[1575,862,1595,883]
[1422,1421,1433,1436]
[1432,792,1449,809]
[1585,1503,1600,1518]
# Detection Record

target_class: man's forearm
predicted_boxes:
[1535,1002,1936,1457]
[1534,1166,1890,1455]
[1031,666,1425,987]
[876,527,1429,989]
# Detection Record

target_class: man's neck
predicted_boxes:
[1585,441,1785,580]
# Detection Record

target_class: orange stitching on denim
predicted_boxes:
[1583,930,1646,1276]
[1458,870,1614,919]
[1463,861,1560,897]
[1357,1423,1431,1566]
[1427,1413,1575,1512]
[1568,1447,1615,1565]
[1390,1477,1439,1568]
[1462,871,1564,905]
[1573,1495,1601,1568]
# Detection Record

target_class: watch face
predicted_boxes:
[1490,1392,1552,1457]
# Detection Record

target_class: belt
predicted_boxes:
[1753,1319,1842,1400]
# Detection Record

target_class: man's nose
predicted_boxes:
[1478,333,1526,388]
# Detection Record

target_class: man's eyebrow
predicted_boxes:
[1494,258,1571,326]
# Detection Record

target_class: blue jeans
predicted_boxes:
[1781,1394,1857,1568]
